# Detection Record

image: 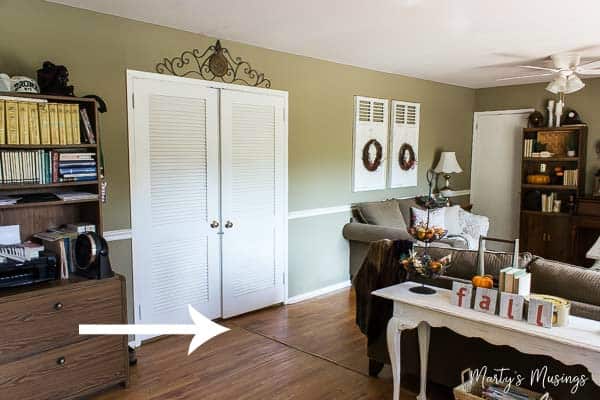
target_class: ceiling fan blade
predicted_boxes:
[577,69,600,75]
[496,73,554,81]
[519,65,559,72]
[577,59,600,69]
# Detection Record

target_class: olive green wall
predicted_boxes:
[1,0,476,310]
[476,79,600,193]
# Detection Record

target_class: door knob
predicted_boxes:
[210,220,220,229]
[225,221,234,229]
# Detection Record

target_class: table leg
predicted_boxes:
[387,317,402,400]
[417,322,431,400]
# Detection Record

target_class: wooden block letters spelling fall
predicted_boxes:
[499,292,525,321]
[450,282,473,309]
[474,287,498,315]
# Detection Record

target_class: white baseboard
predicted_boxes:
[286,280,351,304]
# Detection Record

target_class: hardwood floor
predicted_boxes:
[93,289,444,400]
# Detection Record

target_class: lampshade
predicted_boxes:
[434,152,463,174]
[546,74,585,94]
[565,74,585,94]
[546,75,567,94]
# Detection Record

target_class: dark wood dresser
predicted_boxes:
[571,197,600,267]
[0,275,129,399]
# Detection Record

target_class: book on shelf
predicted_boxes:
[57,103,67,144]
[5,101,19,144]
[0,100,5,145]
[48,103,59,144]
[563,169,578,186]
[0,150,97,184]
[38,102,51,144]
[0,97,86,145]
[17,101,30,144]
[55,192,98,201]
[28,102,41,145]
[80,108,96,144]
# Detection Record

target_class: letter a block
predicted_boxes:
[474,287,498,314]
[527,298,554,328]
[499,292,525,321]
[451,282,473,309]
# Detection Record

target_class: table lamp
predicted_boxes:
[434,152,463,197]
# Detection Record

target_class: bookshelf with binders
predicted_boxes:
[0,92,103,240]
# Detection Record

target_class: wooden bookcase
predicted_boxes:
[519,125,587,262]
[0,92,102,241]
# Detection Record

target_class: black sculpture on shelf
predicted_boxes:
[37,61,74,96]
[156,40,272,88]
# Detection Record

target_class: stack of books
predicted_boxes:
[0,95,95,145]
[0,150,97,184]
[499,267,531,296]
[523,139,536,157]
[563,169,578,186]
[56,152,97,182]
[540,192,557,212]
[34,224,96,279]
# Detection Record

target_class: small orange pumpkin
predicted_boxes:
[472,274,494,289]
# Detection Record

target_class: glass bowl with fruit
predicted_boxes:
[408,223,448,243]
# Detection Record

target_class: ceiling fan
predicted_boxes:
[497,53,600,94]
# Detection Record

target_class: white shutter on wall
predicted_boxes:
[389,100,420,188]
[353,96,389,191]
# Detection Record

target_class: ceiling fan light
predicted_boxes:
[565,74,585,94]
[546,75,568,94]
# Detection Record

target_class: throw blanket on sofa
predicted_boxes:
[353,239,412,354]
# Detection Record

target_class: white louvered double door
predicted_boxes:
[129,73,287,339]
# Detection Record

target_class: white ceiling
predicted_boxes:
[48,0,600,88]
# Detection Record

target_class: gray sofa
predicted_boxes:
[343,196,473,278]
[343,198,600,398]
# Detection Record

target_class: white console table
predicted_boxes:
[372,282,600,400]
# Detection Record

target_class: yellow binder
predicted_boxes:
[48,103,60,144]
[57,103,67,144]
[0,100,5,144]
[70,104,81,144]
[5,101,19,144]
[38,103,51,144]
[28,103,41,144]
[18,101,30,144]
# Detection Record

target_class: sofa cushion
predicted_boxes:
[355,199,407,229]
[416,246,533,281]
[529,257,600,310]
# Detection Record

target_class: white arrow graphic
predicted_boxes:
[79,305,229,355]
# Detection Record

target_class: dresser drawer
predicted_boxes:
[0,336,126,400]
[0,278,123,363]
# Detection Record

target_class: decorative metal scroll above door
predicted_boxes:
[155,40,271,88]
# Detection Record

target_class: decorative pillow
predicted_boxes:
[411,207,445,228]
[458,208,490,243]
[357,199,407,229]
[444,205,462,236]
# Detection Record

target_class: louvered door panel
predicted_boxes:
[389,100,420,188]
[130,78,221,341]
[353,96,389,191]
[221,90,286,318]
